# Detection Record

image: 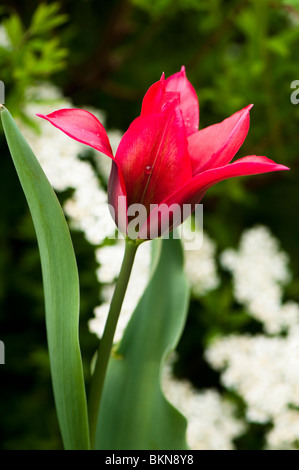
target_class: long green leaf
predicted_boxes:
[95,237,190,450]
[1,107,90,450]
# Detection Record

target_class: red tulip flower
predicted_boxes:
[37,67,288,240]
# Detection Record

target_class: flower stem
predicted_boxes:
[88,238,139,448]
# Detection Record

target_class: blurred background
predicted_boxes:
[0,0,298,449]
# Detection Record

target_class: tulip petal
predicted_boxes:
[38,108,129,232]
[141,74,179,116]
[165,66,199,136]
[108,161,128,236]
[115,101,192,214]
[141,75,165,116]
[37,108,114,159]
[139,156,289,239]
[188,105,253,174]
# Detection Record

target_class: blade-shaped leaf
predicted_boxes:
[1,107,90,450]
[95,237,190,450]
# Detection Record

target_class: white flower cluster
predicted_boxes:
[206,225,299,449]
[206,331,299,422]
[181,222,220,297]
[220,225,296,334]
[206,330,299,449]
[89,240,151,343]
[267,409,299,450]
[162,359,245,450]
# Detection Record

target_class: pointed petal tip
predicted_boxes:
[232,156,290,174]
[234,155,290,174]
[233,104,253,115]
[275,163,290,171]
[36,112,47,119]
[165,65,199,135]
[36,109,70,120]
[249,156,290,172]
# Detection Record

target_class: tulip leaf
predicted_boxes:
[0,107,90,450]
[95,237,190,450]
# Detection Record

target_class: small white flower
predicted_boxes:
[220,226,293,333]
[206,329,299,446]
[181,222,220,297]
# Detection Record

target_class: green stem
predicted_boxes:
[88,238,140,448]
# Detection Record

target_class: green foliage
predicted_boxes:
[0,3,68,114]
[95,238,189,450]
[3,13,24,46]
[0,107,89,450]
[30,2,68,35]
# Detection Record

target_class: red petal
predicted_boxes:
[188,105,253,174]
[37,108,113,159]
[141,73,179,116]
[141,74,165,116]
[108,161,128,235]
[165,66,199,136]
[38,108,129,233]
[138,156,289,239]
[115,101,192,213]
